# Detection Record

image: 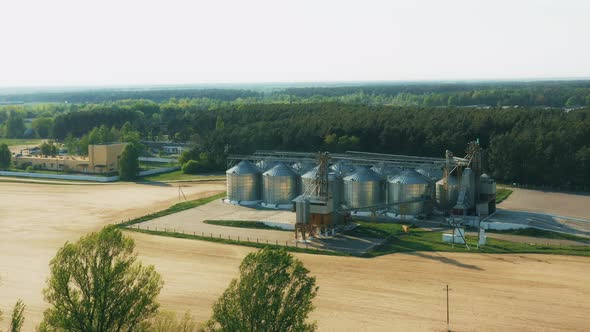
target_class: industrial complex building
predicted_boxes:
[225,141,497,240]
[14,143,127,174]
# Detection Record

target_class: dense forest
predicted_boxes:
[0,88,261,103]
[1,82,589,188]
[2,81,590,107]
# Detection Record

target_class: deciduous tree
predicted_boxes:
[206,248,318,332]
[119,142,141,180]
[0,143,11,170]
[40,226,163,332]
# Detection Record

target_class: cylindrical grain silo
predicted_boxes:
[436,175,460,209]
[371,163,402,203]
[262,162,298,205]
[301,166,341,206]
[388,169,433,215]
[461,168,476,208]
[292,161,316,194]
[342,166,382,209]
[226,160,262,202]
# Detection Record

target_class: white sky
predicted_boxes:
[0,0,589,87]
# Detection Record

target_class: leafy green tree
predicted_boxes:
[181,160,201,174]
[119,142,140,180]
[0,143,11,170]
[63,134,78,155]
[324,133,337,148]
[4,111,25,138]
[215,116,225,130]
[40,226,163,332]
[40,141,58,157]
[120,122,141,143]
[78,134,90,156]
[88,127,101,145]
[206,248,318,332]
[31,117,53,138]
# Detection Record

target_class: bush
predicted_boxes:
[25,166,34,172]
[182,160,202,174]
[17,162,31,170]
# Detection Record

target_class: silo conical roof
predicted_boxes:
[256,159,278,171]
[302,166,339,180]
[292,161,316,174]
[416,167,443,181]
[389,169,431,185]
[371,164,401,178]
[226,160,261,175]
[330,161,356,177]
[343,166,381,182]
[263,162,297,177]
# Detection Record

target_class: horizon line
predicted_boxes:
[1,76,590,92]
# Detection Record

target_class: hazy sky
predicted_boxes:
[1,0,589,87]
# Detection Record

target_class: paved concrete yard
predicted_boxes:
[138,199,296,243]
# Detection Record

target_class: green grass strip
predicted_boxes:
[486,227,590,242]
[141,169,225,182]
[116,192,226,227]
[495,188,513,204]
[203,220,291,232]
[352,221,590,258]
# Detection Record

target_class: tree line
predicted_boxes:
[0,88,262,104]
[2,93,589,188]
[2,81,590,107]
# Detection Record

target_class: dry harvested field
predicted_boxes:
[1,180,589,331]
[499,187,590,220]
[0,180,225,331]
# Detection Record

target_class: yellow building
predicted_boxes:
[14,143,127,174]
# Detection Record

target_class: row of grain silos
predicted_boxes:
[226,160,458,215]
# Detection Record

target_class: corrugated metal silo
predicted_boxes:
[342,166,382,209]
[436,175,460,209]
[388,169,433,215]
[292,160,316,195]
[461,168,476,208]
[226,160,262,202]
[371,164,402,203]
[262,162,298,205]
[301,166,341,205]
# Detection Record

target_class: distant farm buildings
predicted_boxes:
[14,143,127,174]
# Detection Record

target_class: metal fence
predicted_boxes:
[123,222,315,250]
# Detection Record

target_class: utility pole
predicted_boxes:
[446,284,451,332]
